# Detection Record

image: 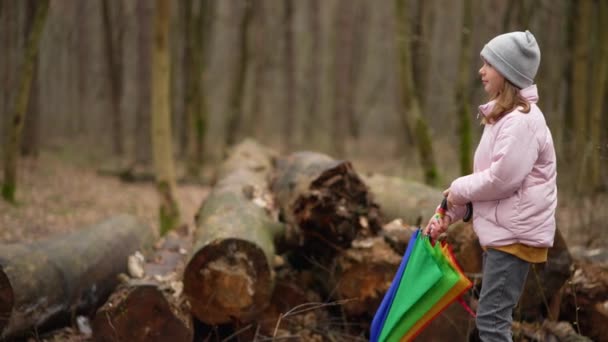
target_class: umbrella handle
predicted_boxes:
[439,198,473,223]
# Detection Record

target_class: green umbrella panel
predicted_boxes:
[378,233,443,342]
[381,234,462,342]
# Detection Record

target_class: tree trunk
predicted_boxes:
[185,0,209,179]
[152,0,180,235]
[20,0,39,158]
[225,0,252,148]
[183,139,283,325]
[0,215,154,339]
[332,0,364,156]
[134,0,152,166]
[92,228,193,342]
[588,0,608,192]
[271,152,383,263]
[102,0,125,157]
[394,0,439,186]
[304,0,321,147]
[571,0,591,190]
[456,0,473,175]
[282,0,295,150]
[1,0,48,203]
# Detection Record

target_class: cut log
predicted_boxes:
[362,173,442,225]
[560,261,608,341]
[329,236,403,318]
[0,215,154,339]
[251,269,327,340]
[271,152,383,262]
[518,227,573,322]
[92,227,193,342]
[183,140,283,325]
[364,173,483,273]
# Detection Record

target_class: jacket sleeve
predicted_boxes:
[449,115,538,205]
[446,204,467,223]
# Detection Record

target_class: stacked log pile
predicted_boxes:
[1,140,606,341]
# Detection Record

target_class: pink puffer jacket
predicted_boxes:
[447,85,557,248]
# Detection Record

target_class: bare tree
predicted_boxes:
[152,0,180,235]
[332,0,367,156]
[395,0,439,186]
[304,0,321,146]
[456,0,473,175]
[588,0,608,192]
[185,0,211,179]
[101,0,125,157]
[283,0,295,149]
[225,0,253,148]
[21,0,40,157]
[134,0,152,166]
[2,0,48,203]
[571,0,591,192]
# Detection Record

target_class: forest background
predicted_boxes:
[1,0,607,262]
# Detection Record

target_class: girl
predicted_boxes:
[424,30,557,342]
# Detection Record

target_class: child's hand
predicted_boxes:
[423,215,452,239]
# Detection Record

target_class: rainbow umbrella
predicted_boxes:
[370,201,474,342]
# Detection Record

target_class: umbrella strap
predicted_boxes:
[457,297,476,318]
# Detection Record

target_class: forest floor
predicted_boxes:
[1,147,606,341]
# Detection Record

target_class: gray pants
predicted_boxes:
[476,248,530,342]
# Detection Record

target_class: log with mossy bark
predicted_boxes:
[0,215,154,339]
[92,226,193,342]
[271,152,383,263]
[183,140,283,325]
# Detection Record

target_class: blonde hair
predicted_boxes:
[482,80,531,124]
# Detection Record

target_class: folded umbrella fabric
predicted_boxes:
[370,230,420,342]
[401,243,473,341]
[378,232,443,342]
[383,235,460,341]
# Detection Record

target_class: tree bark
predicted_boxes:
[92,228,192,342]
[571,0,591,190]
[1,0,48,203]
[456,0,473,175]
[225,0,252,148]
[101,0,125,157]
[271,152,383,263]
[394,0,439,186]
[0,215,154,339]
[588,0,608,192]
[183,139,282,325]
[185,0,209,179]
[152,0,180,235]
[282,0,295,150]
[134,0,152,166]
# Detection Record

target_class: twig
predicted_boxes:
[221,323,252,342]
[272,299,355,338]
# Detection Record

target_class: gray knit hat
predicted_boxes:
[480,30,541,89]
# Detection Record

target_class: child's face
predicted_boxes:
[479,59,505,97]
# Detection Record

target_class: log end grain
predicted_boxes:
[183,238,273,324]
[0,265,14,334]
[92,285,193,342]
